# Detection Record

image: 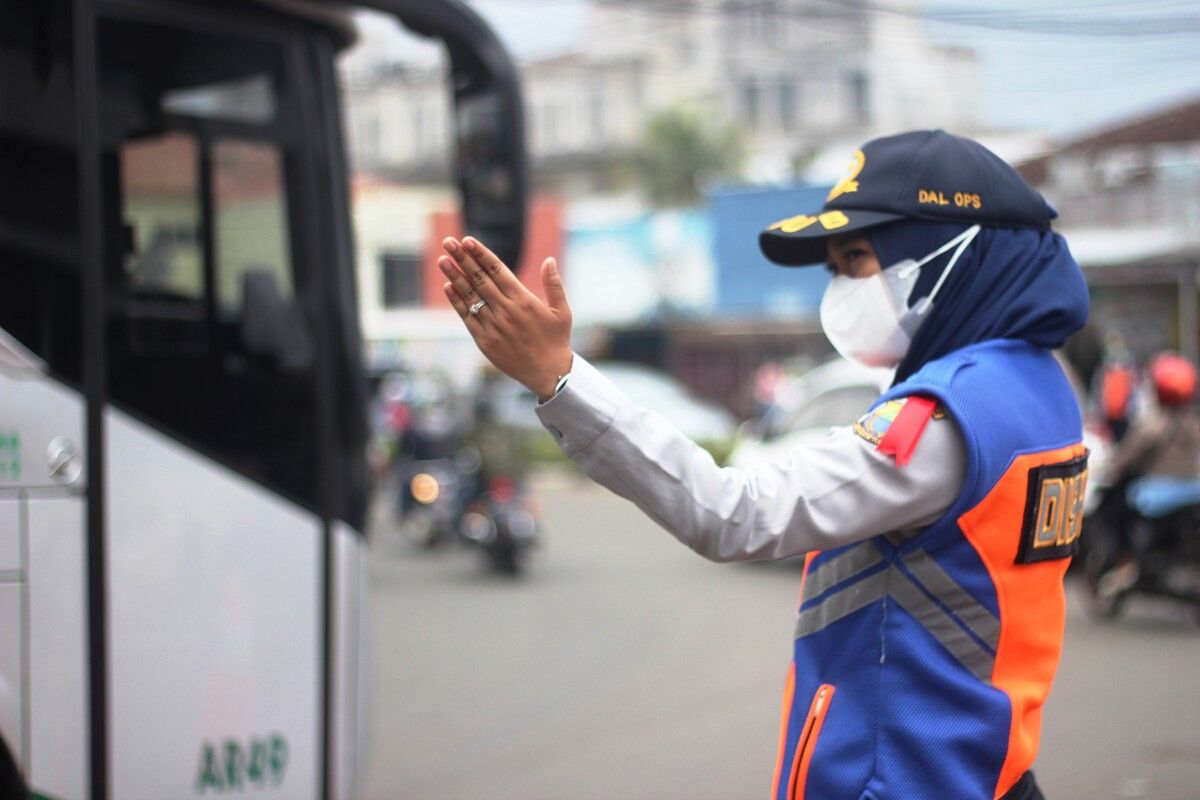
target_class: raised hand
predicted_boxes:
[438,236,574,400]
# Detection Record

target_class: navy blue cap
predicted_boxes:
[760,130,1056,266]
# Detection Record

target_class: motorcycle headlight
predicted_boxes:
[411,473,440,504]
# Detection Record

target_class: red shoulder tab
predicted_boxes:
[876,395,938,467]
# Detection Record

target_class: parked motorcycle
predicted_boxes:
[1081,481,1200,624]
[458,475,539,574]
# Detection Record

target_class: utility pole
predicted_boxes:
[1179,262,1199,364]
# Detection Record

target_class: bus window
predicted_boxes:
[212,139,294,313]
[0,0,82,382]
[162,74,277,125]
[100,12,320,508]
[121,133,203,300]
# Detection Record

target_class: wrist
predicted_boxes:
[534,352,574,402]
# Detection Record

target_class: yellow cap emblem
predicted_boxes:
[826,149,865,202]
[767,210,850,234]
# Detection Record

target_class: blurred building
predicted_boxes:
[565,198,714,325]
[599,184,840,417]
[710,184,833,317]
[345,0,981,192]
[341,0,985,383]
[351,170,566,381]
[1019,96,1200,363]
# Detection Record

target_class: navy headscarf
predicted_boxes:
[866,220,1090,386]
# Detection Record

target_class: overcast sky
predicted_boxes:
[359,1,1200,139]
[468,0,1200,137]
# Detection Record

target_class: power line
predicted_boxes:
[483,0,1200,38]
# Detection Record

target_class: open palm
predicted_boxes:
[438,236,574,400]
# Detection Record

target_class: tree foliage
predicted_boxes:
[632,106,745,207]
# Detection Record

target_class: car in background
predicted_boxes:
[481,375,543,434]
[731,351,1105,484]
[484,360,737,443]
[729,357,891,470]
[594,361,737,442]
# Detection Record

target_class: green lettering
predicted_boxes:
[196,743,224,793]
[247,738,267,785]
[268,734,288,785]
[224,739,245,790]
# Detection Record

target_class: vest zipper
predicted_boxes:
[787,683,835,800]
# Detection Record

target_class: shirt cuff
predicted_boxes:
[534,353,629,457]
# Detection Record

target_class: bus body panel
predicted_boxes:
[107,407,325,799]
[28,495,88,800]
[0,583,21,771]
[330,521,368,800]
[0,366,89,798]
[0,370,87,492]
[0,502,16,575]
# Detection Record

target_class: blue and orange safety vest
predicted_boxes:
[773,339,1087,800]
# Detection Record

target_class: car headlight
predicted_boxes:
[410,473,440,504]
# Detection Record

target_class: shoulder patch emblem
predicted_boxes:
[853,399,907,445]
[1017,453,1089,564]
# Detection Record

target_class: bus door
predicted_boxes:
[93,3,343,798]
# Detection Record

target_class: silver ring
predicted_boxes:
[468,299,487,316]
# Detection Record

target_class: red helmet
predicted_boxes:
[1148,352,1197,407]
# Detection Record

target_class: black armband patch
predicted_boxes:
[1016,453,1089,564]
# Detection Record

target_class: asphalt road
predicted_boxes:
[362,470,1200,800]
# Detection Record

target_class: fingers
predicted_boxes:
[443,280,468,316]
[461,237,523,294]
[438,254,479,305]
[442,281,486,334]
[443,237,509,302]
[540,257,570,315]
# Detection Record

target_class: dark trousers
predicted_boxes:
[1001,771,1045,800]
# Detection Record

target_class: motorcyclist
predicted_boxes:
[394,371,468,519]
[469,366,531,493]
[1099,359,1137,443]
[1107,353,1200,495]
[1090,352,1200,601]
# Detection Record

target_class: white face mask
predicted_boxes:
[819,225,980,368]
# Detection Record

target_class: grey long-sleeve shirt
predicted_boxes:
[534,354,966,562]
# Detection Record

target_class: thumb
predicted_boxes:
[541,257,570,314]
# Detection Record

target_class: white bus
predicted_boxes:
[0,1,527,798]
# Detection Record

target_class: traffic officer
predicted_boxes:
[436,130,1090,800]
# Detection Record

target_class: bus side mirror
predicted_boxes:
[240,269,313,372]
[452,83,527,269]
[359,1,529,269]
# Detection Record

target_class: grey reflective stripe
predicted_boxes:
[889,571,996,683]
[795,568,889,638]
[801,541,884,604]
[794,546,999,684]
[900,550,1001,652]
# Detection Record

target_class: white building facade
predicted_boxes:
[344,0,982,190]
[337,1,985,365]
